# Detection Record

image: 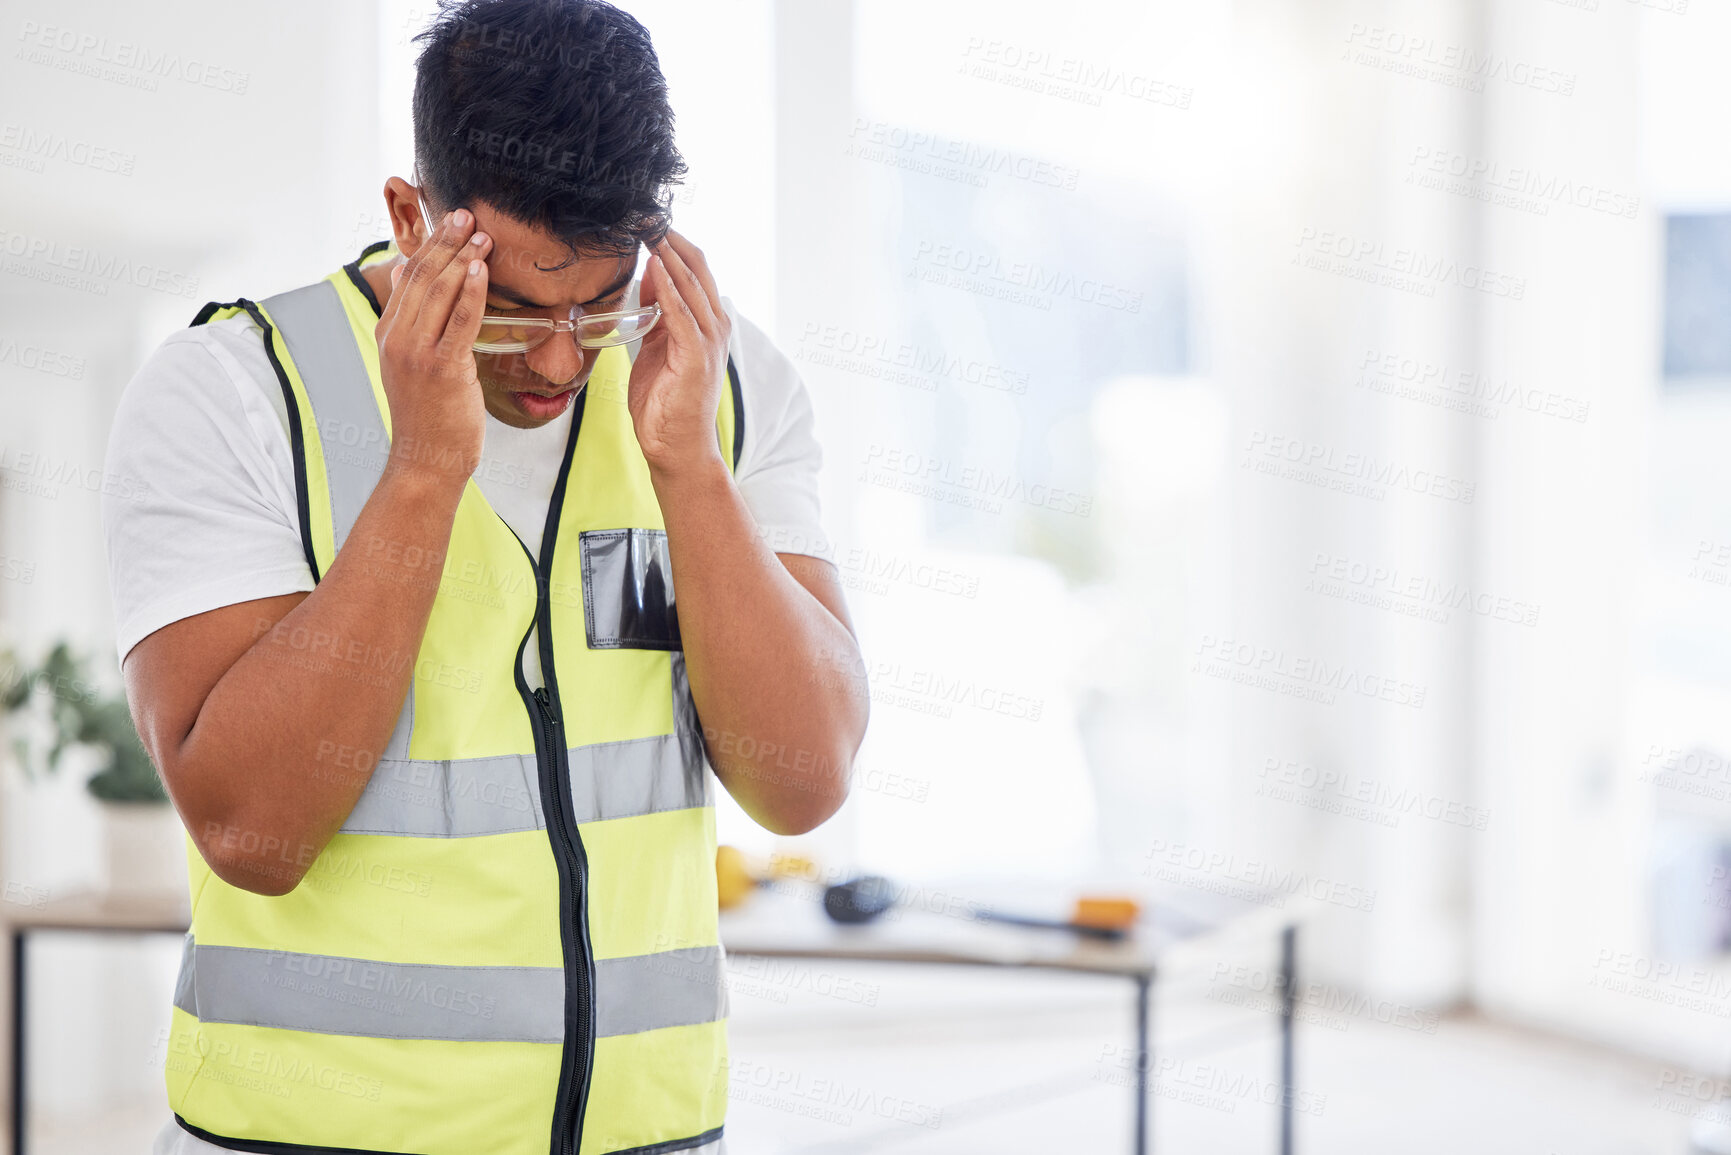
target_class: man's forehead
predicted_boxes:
[482,238,637,310]
[454,196,634,306]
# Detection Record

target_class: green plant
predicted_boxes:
[2,641,167,804]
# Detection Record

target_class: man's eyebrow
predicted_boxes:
[487,265,636,310]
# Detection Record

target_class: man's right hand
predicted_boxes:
[376,207,492,485]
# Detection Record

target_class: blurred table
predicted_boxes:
[719,881,1304,1155]
[4,889,190,1155]
[4,885,1304,1155]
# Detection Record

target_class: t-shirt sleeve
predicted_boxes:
[101,320,316,668]
[723,299,836,564]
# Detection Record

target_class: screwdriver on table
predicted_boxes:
[822,874,1141,941]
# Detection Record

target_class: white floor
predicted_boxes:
[28,960,1700,1153]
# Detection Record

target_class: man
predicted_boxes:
[100,2,869,1152]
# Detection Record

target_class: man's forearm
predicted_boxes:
[651,454,868,835]
[175,464,466,892]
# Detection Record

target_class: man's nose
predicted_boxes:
[525,330,585,385]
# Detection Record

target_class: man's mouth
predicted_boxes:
[512,384,580,419]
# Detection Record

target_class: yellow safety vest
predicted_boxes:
[166,240,741,1155]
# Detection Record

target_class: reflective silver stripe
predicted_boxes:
[336,736,707,838]
[340,657,710,837]
[595,945,728,1037]
[172,933,196,1013]
[568,733,705,826]
[672,652,716,809]
[341,753,545,837]
[172,941,725,1041]
[172,941,565,1043]
[260,280,389,556]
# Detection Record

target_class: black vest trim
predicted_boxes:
[725,353,744,472]
[175,1115,724,1155]
[343,240,391,318]
[187,298,321,583]
[610,1125,726,1154]
[174,1115,423,1155]
[238,299,321,583]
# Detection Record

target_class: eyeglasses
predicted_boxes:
[413,186,662,354]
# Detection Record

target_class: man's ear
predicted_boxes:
[382,176,429,258]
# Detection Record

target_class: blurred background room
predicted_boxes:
[3,0,1731,1150]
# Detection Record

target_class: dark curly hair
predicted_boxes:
[411,0,688,266]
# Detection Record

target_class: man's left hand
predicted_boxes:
[628,229,731,475]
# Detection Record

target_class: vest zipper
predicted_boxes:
[502,386,596,1155]
[529,678,593,1155]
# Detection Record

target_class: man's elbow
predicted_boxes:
[758,797,845,837]
[758,762,853,836]
[208,857,305,897]
[192,814,314,897]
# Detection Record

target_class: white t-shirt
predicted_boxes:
[109,279,810,1155]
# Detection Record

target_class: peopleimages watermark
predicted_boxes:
[1354,347,1590,424]
[723,1057,944,1130]
[860,443,1093,518]
[1405,146,1638,221]
[259,951,496,1021]
[1634,742,1731,803]
[0,553,37,586]
[797,321,1030,396]
[1342,23,1576,96]
[200,819,437,898]
[0,442,150,505]
[812,652,1045,722]
[1293,228,1527,301]
[1256,755,1490,831]
[1192,633,1427,710]
[1094,1045,1328,1116]
[1686,539,1731,594]
[957,37,1194,110]
[1092,1052,1325,1117]
[1,880,48,910]
[1141,838,1379,913]
[846,118,1082,193]
[1655,1068,1731,1129]
[1206,962,1439,1034]
[1304,550,1540,628]
[311,741,537,822]
[835,547,981,601]
[0,122,135,176]
[15,21,251,95]
[0,227,200,299]
[249,614,484,697]
[1242,429,1476,506]
[0,658,100,707]
[909,238,1143,313]
[1588,949,1731,1018]
[150,1028,383,1103]
[0,334,86,379]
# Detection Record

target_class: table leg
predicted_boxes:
[1278,925,1296,1155]
[1133,972,1151,1155]
[11,929,24,1155]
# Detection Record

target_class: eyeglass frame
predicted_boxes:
[411,184,662,354]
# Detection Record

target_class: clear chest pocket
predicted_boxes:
[579,528,681,650]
